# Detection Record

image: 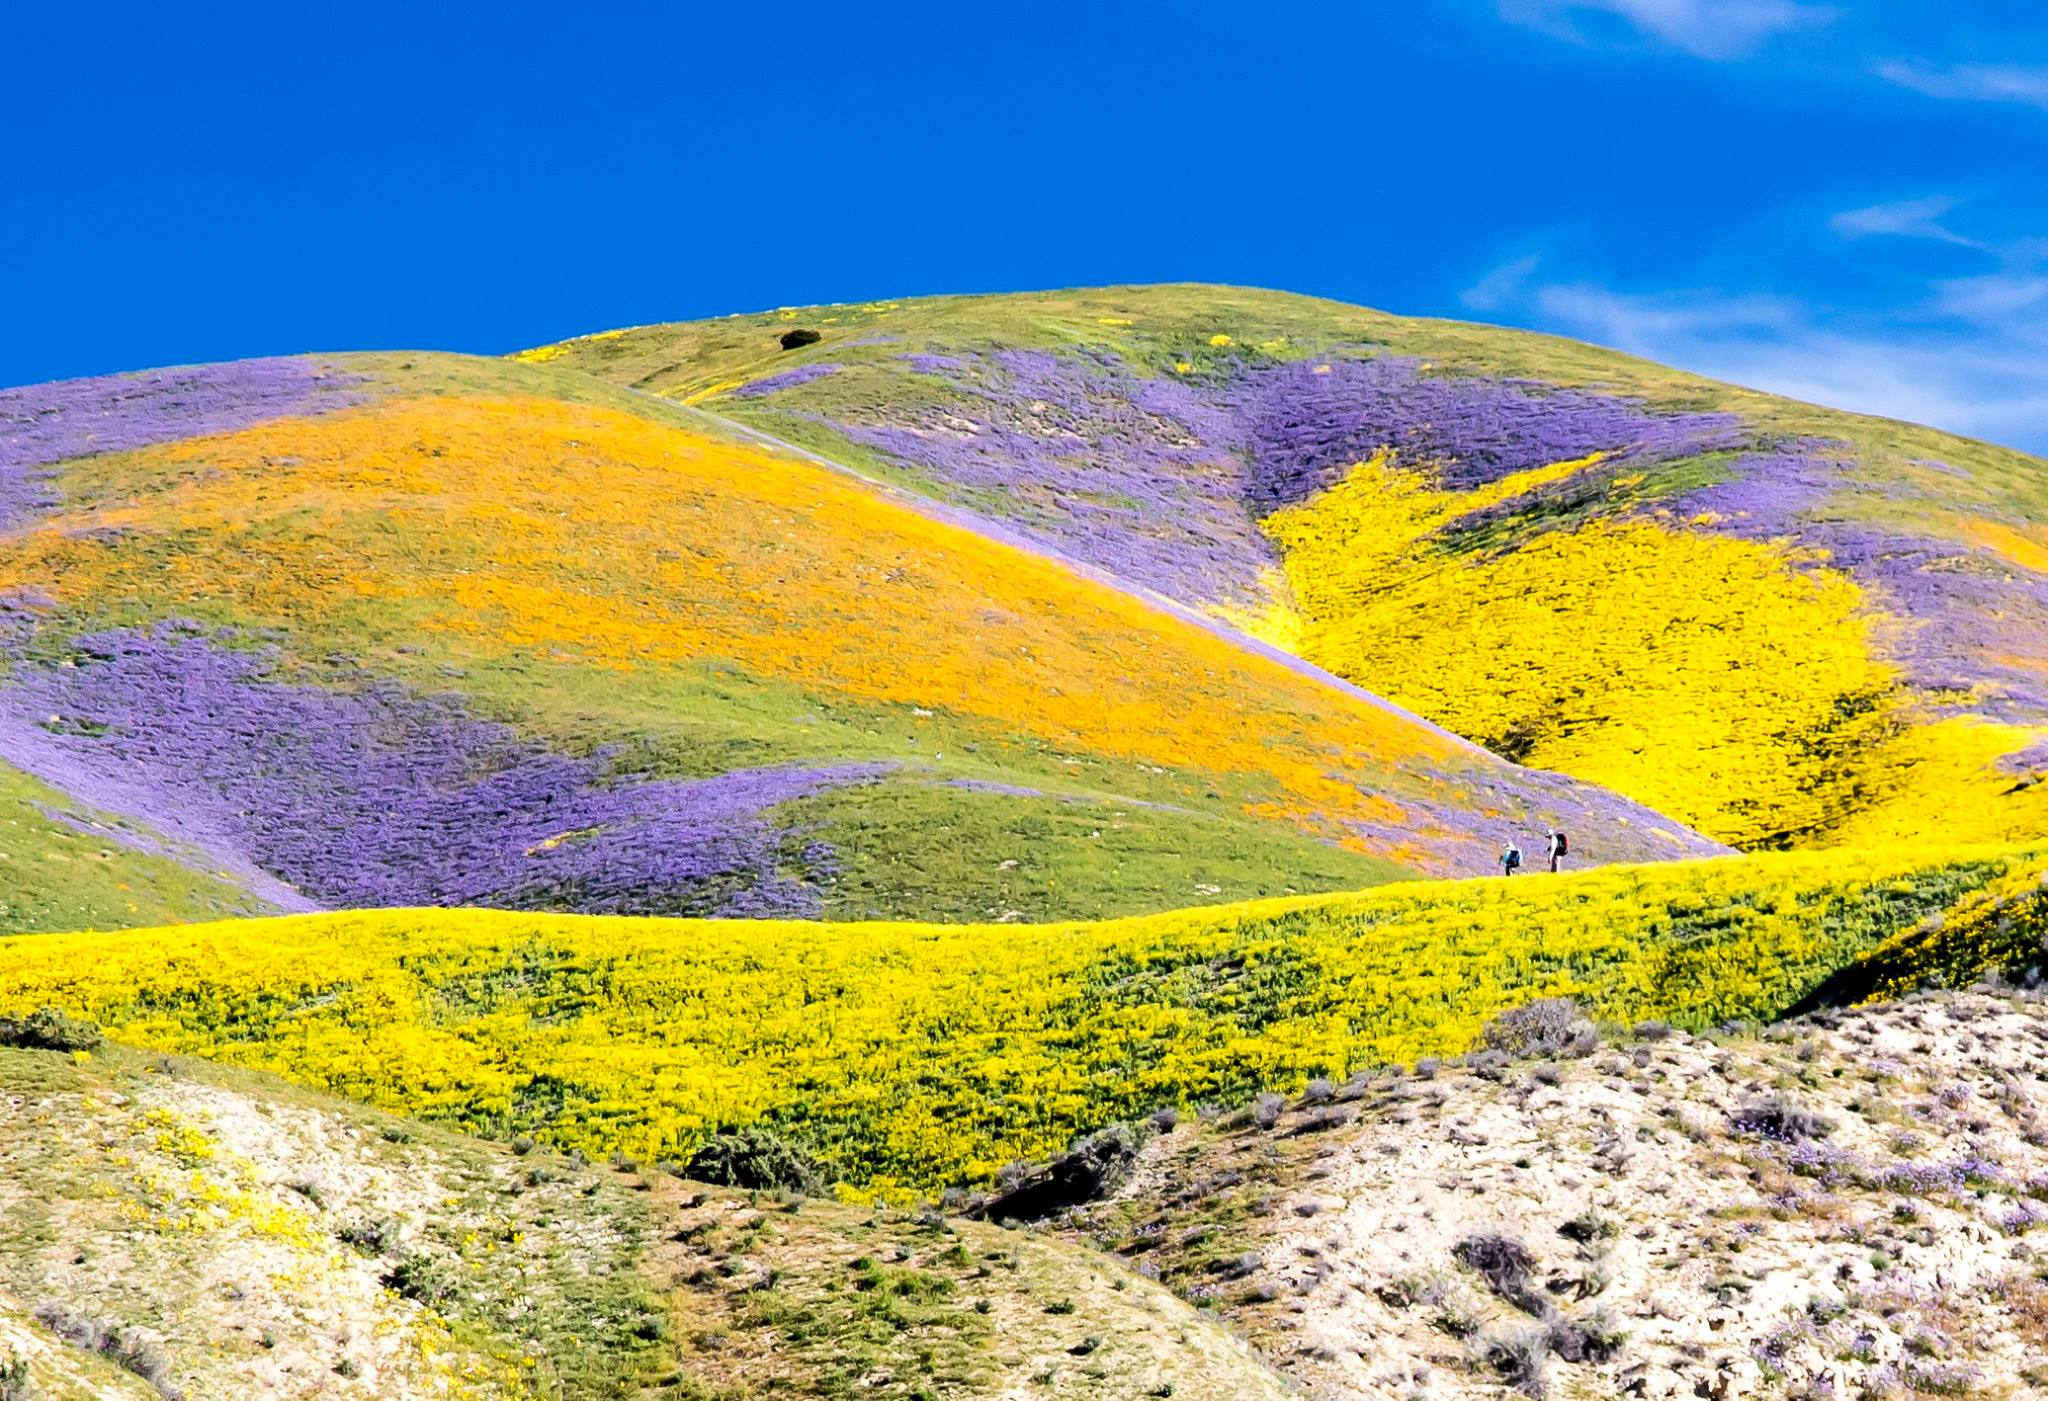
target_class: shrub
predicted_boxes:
[1454,1233,1547,1316]
[1549,1308,1626,1363]
[778,328,822,351]
[1147,1106,1180,1133]
[382,1253,456,1306]
[336,1215,398,1255]
[31,1304,180,1398]
[1733,1095,1834,1143]
[974,1124,1139,1223]
[1558,1208,1618,1245]
[1249,1092,1286,1129]
[1476,1325,1551,1396]
[0,1354,28,1401]
[0,1008,103,1053]
[683,1126,821,1194]
[1480,998,1598,1059]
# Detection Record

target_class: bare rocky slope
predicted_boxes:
[1051,987,2048,1400]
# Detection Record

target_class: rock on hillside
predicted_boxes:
[1052,988,2048,1399]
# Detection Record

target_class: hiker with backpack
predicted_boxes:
[1547,829,1569,873]
[1500,841,1523,877]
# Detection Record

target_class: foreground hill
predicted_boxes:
[0,352,1708,934]
[0,1033,1283,1401]
[529,284,2048,850]
[5,843,2040,1192]
[8,970,2048,1397]
[1053,986,2048,1400]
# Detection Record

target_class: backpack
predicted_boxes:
[1555,832,1569,855]
[1504,847,1522,870]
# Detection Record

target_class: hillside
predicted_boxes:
[4,906,2047,1398]
[5,843,2041,1193]
[527,284,2048,851]
[1051,985,2048,1400]
[0,350,1712,935]
[0,1030,1285,1401]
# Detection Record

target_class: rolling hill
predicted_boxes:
[528,284,2048,851]
[5,843,2040,1191]
[2,879,2046,1398]
[0,342,1717,935]
[8,281,2048,1397]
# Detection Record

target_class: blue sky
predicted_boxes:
[4,1,2044,451]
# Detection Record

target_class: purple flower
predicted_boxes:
[729,363,842,397]
[748,347,1745,617]
[1215,355,1746,509]
[0,623,888,916]
[0,357,365,531]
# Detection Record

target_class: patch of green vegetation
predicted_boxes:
[784,776,1404,922]
[0,762,267,935]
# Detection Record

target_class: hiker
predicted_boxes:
[1500,841,1523,877]
[1547,829,1569,873]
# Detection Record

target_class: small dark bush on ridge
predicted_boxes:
[974,1124,1139,1223]
[1455,1233,1548,1317]
[779,328,822,350]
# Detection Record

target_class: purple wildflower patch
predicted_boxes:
[824,348,1282,610]
[758,347,1744,612]
[1214,355,1746,509]
[0,625,888,917]
[0,357,366,531]
[730,363,842,397]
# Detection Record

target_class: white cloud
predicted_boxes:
[1879,61,2048,110]
[1932,273,2048,322]
[1461,253,1542,313]
[1491,278,2048,451]
[1830,195,1980,247]
[1498,0,1832,58]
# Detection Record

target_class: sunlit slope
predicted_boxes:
[0,1037,1289,1401]
[6,843,2040,1194]
[0,353,1707,932]
[530,284,2048,849]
